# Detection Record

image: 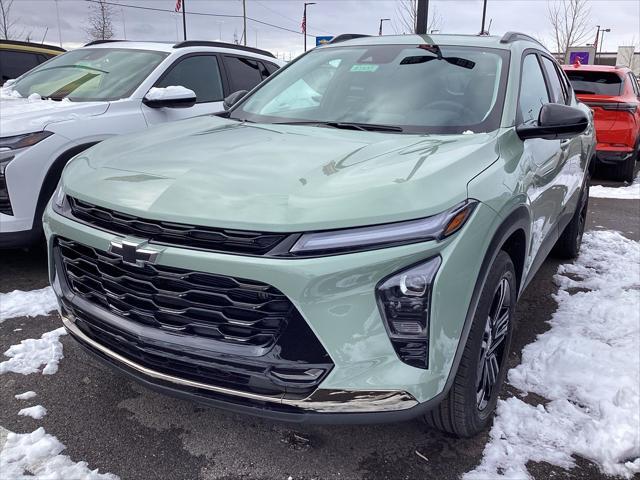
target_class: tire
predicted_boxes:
[610,148,636,183]
[424,251,516,437]
[553,178,589,259]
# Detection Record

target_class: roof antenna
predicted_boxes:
[487,19,492,35]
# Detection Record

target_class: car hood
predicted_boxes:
[0,95,109,136]
[64,116,500,232]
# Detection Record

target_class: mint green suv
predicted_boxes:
[44,32,594,436]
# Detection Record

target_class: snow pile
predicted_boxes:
[15,391,37,400]
[466,230,640,479]
[0,427,119,479]
[0,327,67,375]
[590,173,640,200]
[18,405,47,420]
[0,287,58,322]
[145,85,195,101]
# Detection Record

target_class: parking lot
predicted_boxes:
[1,169,638,480]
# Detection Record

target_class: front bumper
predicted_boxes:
[44,200,498,421]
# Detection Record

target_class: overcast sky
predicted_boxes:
[9,0,640,58]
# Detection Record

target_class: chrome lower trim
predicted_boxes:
[62,316,419,413]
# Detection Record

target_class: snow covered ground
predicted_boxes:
[0,287,58,322]
[590,172,640,200]
[466,230,640,479]
[0,327,67,375]
[0,427,118,479]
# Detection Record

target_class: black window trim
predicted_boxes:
[152,52,227,104]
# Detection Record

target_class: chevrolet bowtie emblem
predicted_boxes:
[108,238,160,266]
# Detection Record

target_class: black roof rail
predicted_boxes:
[84,39,128,46]
[0,39,66,52]
[500,32,547,49]
[173,40,276,59]
[328,34,371,44]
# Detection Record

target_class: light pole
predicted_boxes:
[379,18,390,36]
[415,0,429,34]
[480,0,488,35]
[598,28,611,65]
[303,2,315,52]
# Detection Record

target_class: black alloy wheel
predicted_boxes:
[476,276,511,411]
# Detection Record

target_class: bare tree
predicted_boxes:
[85,0,115,41]
[0,0,21,40]
[395,1,443,34]
[548,0,592,61]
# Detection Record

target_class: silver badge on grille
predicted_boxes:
[108,238,160,266]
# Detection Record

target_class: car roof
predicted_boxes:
[0,39,66,55]
[81,40,280,62]
[322,33,546,51]
[562,64,631,73]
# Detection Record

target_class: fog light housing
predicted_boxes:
[376,256,441,369]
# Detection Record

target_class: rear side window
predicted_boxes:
[628,73,639,96]
[565,70,623,96]
[224,56,262,92]
[519,54,550,123]
[541,56,566,104]
[0,50,41,82]
[264,62,279,76]
[157,55,224,103]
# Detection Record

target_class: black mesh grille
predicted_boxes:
[68,197,287,255]
[55,238,334,397]
[57,238,291,348]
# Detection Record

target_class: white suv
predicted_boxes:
[0,40,282,248]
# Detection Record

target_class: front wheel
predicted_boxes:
[424,251,516,437]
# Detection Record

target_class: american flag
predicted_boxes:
[301,10,306,34]
[175,0,182,12]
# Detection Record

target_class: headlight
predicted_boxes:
[52,180,66,209]
[376,256,441,369]
[0,131,53,150]
[289,200,477,255]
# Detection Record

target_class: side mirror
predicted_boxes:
[223,90,248,111]
[143,86,197,109]
[516,103,588,140]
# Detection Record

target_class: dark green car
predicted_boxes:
[44,32,594,436]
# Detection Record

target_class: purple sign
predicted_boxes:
[569,51,590,65]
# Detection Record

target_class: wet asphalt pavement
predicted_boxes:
[0,170,638,480]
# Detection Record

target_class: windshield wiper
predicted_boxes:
[30,65,109,74]
[274,121,403,132]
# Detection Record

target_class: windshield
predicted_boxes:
[230,44,509,134]
[12,48,168,101]
[565,70,623,96]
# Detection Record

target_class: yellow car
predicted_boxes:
[0,40,65,83]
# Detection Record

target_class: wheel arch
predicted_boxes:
[32,142,100,234]
[423,205,531,411]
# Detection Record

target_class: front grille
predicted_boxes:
[68,197,287,255]
[55,238,333,397]
[57,238,291,348]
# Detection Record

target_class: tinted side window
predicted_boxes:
[224,56,262,92]
[157,55,223,103]
[0,50,40,81]
[264,62,279,76]
[628,73,639,96]
[541,56,565,104]
[519,54,550,123]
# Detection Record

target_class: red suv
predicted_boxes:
[563,64,640,182]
